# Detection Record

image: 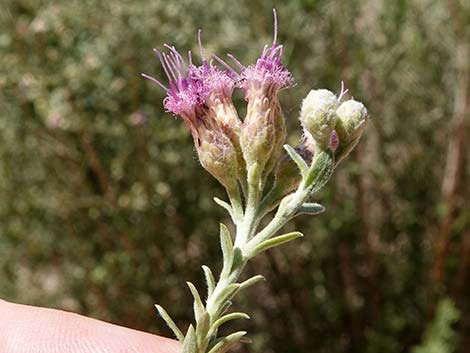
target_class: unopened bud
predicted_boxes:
[334,99,368,163]
[300,89,338,150]
[240,96,276,175]
[211,98,246,182]
[196,130,239,189]
[263,100,287,178]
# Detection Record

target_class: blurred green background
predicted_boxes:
[1,0,469,352]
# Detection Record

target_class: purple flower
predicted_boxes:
[142,9,293,184]
[213,9,293,99]
[142,34,242,187]
[141,33,235,134]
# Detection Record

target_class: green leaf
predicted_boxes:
[202,265,216,298]
[283,144,308,177]
[207,331,247,353]
[196,311,210,345]
[209,312,250,336]
[297,202,325,216]
[253,232,304,254]
[230,247,244,273]
[213,284,240,317]
[239,337,253,344]
[214,197,234,219]
[182,325,197,353]
[187,281,205,324]
[218,300,233,317]
[240,275,265,290]
[220,223,234,264]
[305,149,335,194]
[218,283,240,302]
[154,304,184,342]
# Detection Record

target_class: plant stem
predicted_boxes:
[196,186,309,353]
[227,185,244,224]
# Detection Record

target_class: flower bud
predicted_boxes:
[263,99,287,178]
[210,97,246,181]
[240,96,276,175]
[300,89,338,150]
[224,10,293,180]
[334,99,368,163]
[196,129,239,189]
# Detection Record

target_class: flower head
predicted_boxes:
[210,10,292,176]
[213,9,293,99]
[141,35,236,137]
[334,99,369,164]
[300,89,339,150]
[142,33,244,188]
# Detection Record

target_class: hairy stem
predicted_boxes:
[194,184,309,353]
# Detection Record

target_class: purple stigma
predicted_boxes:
[198,30,204,60]
[273,8,278,45]
[142,35,236,121]
[234,8,293,95]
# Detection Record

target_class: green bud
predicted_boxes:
[196,130,239,189]
[300,89,338,149]
[263,100,287,179]
[240,96,276,175]
[211,98,246,182]
[334,99,368,164]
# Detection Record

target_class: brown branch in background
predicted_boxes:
[78,129,117,207]
[452,231,470,353]
[432,40,469,286]
[451,231,470,299]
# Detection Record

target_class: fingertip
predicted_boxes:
[0,300,181,353]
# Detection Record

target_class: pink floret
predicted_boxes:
[142,43,235,121]
[211,9,293,97]
[240,43,293,95]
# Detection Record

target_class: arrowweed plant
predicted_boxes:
[142,9,369,353]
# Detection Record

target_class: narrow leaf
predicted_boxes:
[196,311,210,344]
[214,284,240,317]
[297,202,325,216]
[154,304,184,342]
[218,283,240,303]
[284,144,308,177]
[218,300,233,317]
[182,325,197,353]
[219,223,234,263]
[240,275,265,290]
[187,282,205,323]
[230,247,244,273]
[240,337,253,344]
[214,197,234,219]
[209,312,250,335]
[202,265,215,298]
[207,331,247,353]
[305,149,334,193]
[254,232,304,254]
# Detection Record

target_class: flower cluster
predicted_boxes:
[142,9,369,353]
[143,36,241,189]
[143,10,296,190]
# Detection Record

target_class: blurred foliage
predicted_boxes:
[412,299,460,353]
[0,0,469,353]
